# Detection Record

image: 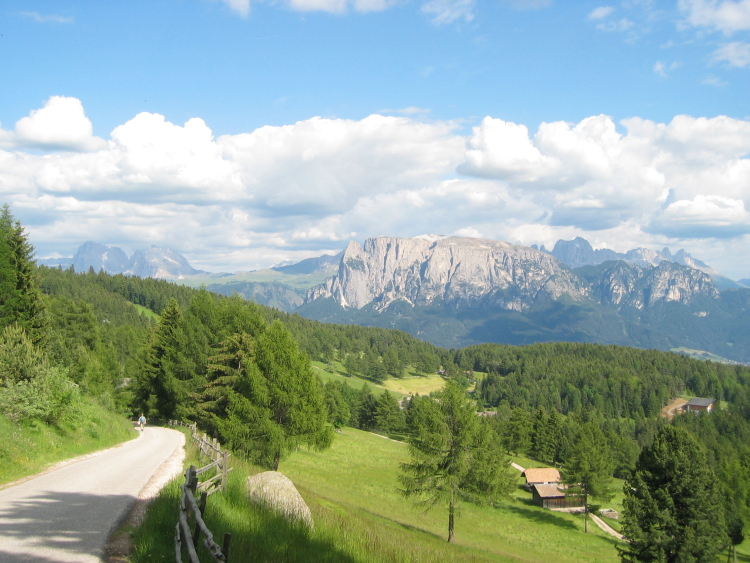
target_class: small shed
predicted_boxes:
[523,468,561,488]
[684,398,716,414]
[531,484,584,510]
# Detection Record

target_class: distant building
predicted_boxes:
[684,398,716,414]
[523,468,561,489]
[531,484,584,510]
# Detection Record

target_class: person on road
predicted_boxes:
[138,414,146,432]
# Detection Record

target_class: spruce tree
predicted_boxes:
[136,298,191,419]
[0,205,47,344]
[252,320,332,470]
[619,425,727,562]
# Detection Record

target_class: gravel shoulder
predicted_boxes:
[0,426,184,563]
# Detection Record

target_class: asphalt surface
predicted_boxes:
[0,426,184,563]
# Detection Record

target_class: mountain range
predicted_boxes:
[297,235,750,364]
[38,242,207,279]
[42,236,750,363]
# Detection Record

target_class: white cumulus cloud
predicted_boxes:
[4,96,106,152]
[4,97,750,277]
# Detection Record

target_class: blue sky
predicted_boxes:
[1,0,750,277]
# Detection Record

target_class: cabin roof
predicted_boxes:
[523,468,561,484]
[533,484,565,499]
[686,397,715,407]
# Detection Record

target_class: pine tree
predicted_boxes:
[619,425,727,562]
[531,406,552,462]
[357,384,378,430]
[324,382,351,429]
[136,298,192,419]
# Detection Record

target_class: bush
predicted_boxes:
[0,324,81,425]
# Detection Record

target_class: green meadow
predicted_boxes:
[132,425,750,562]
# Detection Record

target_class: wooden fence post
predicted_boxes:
[221,450,229,492]
[192,491,207,546]
[222,532,232,563]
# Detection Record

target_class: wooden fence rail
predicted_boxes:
[169,420,234,562]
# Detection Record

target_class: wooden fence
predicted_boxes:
[169,421,234,562]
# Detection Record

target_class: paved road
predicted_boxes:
[0,427,184,563]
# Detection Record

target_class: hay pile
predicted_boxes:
[245,471,314,529]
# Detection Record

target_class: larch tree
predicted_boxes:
[399,381,514,543]
[619,425,727,563]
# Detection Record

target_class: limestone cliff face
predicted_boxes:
[307,236,589,311]
[126,246,202,279]
[592,260,719,309]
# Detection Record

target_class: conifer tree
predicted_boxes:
[252,320,332,470]
[562,421,614,533]
[136,298,192,419]
[400,381,513,542]
[619,425,727,562]
[374,389,404,434]
[0,205,47,344]
[323,382,351,429]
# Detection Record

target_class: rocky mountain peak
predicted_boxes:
[66,242,204,279]
[307,235,589,311]
[588,260,720,309]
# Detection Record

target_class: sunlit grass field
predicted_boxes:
[132,426,750,562]
[382,375,445,396]
[312,360,448,399]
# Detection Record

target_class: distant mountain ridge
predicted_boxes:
[540,237,744,290]
[307,236,589,311]
[298,235,750,363]
[51,241,208,279]
[305,235,719,313]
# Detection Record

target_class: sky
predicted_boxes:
[1,0,750,277]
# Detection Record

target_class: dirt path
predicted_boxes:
[661,397,687,419]
[590,513,624,540]
[0,427,184,563]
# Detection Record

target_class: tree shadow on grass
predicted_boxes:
[503,500,579,531]
[203,498,359,563]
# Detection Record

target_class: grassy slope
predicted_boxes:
[132,302,161,321]
[0,399,136,485]
[281,428,621,563]
[312,360,447,399]
[132,427,750,563]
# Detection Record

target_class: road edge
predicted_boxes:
[105,428,186,562]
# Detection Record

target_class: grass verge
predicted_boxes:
[0,398,136,485]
